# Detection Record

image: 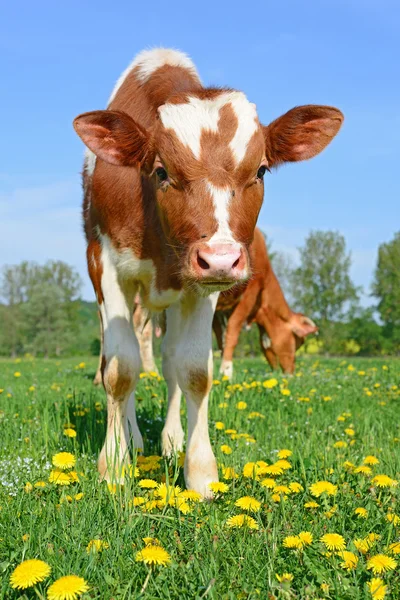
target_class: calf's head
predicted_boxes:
[74,91,343,294]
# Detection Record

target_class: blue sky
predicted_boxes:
[1,0,399,305]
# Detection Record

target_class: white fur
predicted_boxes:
[84,148,97,177]
[161,293,219,496]
[207,182,235,244]
[98,239,143,478]
[262,333,272,350]
[108,48,200,105]
[220,359,233,379]
[100,234,181,310]
[159,91,258,164]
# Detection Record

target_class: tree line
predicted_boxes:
[0,231,399,358]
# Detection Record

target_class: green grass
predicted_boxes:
[0,356,399,599]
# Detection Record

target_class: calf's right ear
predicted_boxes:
[73,110,150,167]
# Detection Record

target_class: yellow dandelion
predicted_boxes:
[262,464,284,476]
[235,496,261,513]
[367,554,397,574]
[277,449,292,459]
[386,512,400,525]
[136,545,171,566]
[138,479,158,489]
[49,470,71,486]
[334,440,347,448]
[142,537,161,546]
[283,536,302,549]
[281,388,291,396]
[263,378,278,389]
[337,551,358,570]
[14,371,21,377]
[388,541,400,554]
[52,452,76,470]
[353,536,374,554]
[222,467,238,480]
[310,481,337,497]
[220,444,232,455]
[226,514,258,530]
[304,501,319,509]
[215,421,225,430]
[345,428,355,436]
[24,482,33,493]
[179,490,202,502]
[155,483,181,504]
[320,533,346,551]
[289,482,303,493]
[86,539,109,553]
[354,465,372,475]
[260,478,275,489]
[371,474,398,488]
[274,459,292,470]
[47,575,89,599]
[209,481,229,494]
[34,481,47,488]
[10,559,51,589]
[367,578,387,600]
[173,497,192,514]
[236,401,247,410]
[364,455,379,465]
[355,507,368,519]
[63,428,77,438]
[299,531,313,547]
[276,572,293,582]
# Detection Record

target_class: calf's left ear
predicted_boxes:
[73,110,150,167]
[263,105,344,168]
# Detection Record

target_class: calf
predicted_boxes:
[213,228,317,378]
[74,47,343,495]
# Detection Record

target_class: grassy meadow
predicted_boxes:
[0,355,400,599]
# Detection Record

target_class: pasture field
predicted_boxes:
[0,356,400,599]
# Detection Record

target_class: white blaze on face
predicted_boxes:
[158,91,259,165]
[207,183,234,244]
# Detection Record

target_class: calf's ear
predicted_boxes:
[73,110,150,167]
[290,314,318,338]
[263,105,344,168]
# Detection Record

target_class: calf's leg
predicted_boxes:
[93,248,143,483]
[162,293,219,496]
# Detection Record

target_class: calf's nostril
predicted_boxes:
[197,254,210,270]
[232,257,240,268]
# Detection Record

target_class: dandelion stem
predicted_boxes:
[140,568,152,595]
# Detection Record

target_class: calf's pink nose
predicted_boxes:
[197,244,242,275]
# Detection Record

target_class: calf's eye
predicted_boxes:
[155,167,169,182]
[256,165,267,180]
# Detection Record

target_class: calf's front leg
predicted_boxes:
[163,294,219,497]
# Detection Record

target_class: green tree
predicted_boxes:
[21,283,73,357]
[0,261,82,356]
[292,231,360,322]
[373,232,400,341]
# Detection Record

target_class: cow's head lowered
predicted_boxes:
[74,91,343,295]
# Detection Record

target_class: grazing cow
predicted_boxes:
[73,47,343,495]
[213,228,318,378]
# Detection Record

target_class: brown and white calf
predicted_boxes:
[213,228,317,378]
[73,48,343,496]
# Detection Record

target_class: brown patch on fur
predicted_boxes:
[104,356,135,400]
[86,239,104,304]
[187,369,211,397]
